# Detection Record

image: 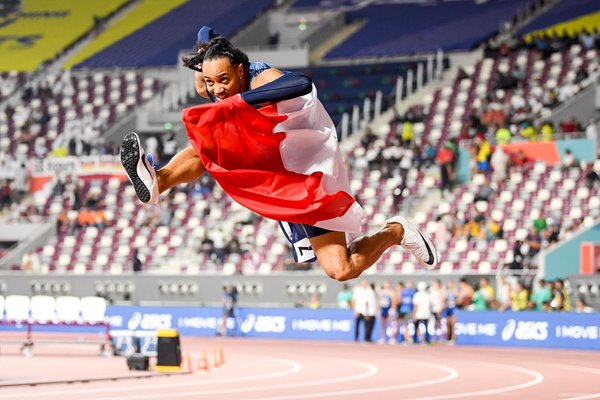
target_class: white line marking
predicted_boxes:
[242,361,459,400]
[0,356,302,399]
[563,394,600,400]
[103,358,378,400]
[557,365,600,375]
[400,361,544,400]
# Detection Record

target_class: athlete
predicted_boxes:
[120,28,438,282]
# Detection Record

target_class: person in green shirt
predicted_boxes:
[337,283,353,309]
[533,214,547,234]
[531,279,553,310]
[472,287,489,311]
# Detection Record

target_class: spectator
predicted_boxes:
[412,282,431,344]
[132,248,143,273]
[511,281,529,311]
[218,284,239,336]
[490,147,509,183]
[585,120,598,141]
[429,280,445,343]
[377,281,394,344]
[352,279,377,342]
[561,149,579,171]
[496,275,513,312]
[530,279,553,310]
[575,298,593,313]
[337,283,353,309]
[395,280,416,344]
[309,293,321,309]
[458,278,474,309]
[437,143,455,196]
[552,279,571,311]
[444,280,458,343]
[20,250,40,273]
[585,164,598,189]
[509,240,525,270]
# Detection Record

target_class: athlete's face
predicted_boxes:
[202,57,245,101]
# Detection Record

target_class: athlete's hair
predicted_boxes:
[203,36,250,70]
[181,41,210,72]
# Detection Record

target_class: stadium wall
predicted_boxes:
[0,272,494,307]
[549,78,600,129]
[542,222,600,281]
[455,310,600,350]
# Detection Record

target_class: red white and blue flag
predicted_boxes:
[183,86,365,234]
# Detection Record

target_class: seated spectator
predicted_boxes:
[533,212,547,234]
[523,227,542,260]
[559,117,581,134]
[561,149,579,171]
[473,180,495,203]
[542,223,560,246]
[575,298,593,313]
[585,164,598,189]
[495,125,511,144]
[461,216,481,241]
[509,240,524,270]
[484,218,503,240]
[540,120,554,141]
[509,150,533,171]
[519,121,537,141]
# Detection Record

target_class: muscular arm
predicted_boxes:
[242,69,313,106]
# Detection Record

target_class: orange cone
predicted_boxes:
[215,347,225,367]
[180,353,192,372]
[197,351,209,371]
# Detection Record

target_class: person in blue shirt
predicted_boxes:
[399,281,416,344]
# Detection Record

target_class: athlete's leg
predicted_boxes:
[156,146,205,193]
[309,223,404,281]
[121,132,205,204]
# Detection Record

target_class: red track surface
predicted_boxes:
[0,337,599,400]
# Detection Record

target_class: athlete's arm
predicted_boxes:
[241,69,313,106]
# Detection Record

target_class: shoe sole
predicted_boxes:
[388,215,439,269]
[121,132,151,203]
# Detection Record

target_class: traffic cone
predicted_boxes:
[180,353,192,372]
[197,351,210,371]
[214,347,225,367]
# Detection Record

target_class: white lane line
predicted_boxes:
[556,365,600,375]
[242,360,460,400]
[402,361,544,400]
[0,356,302,399]
[563,394,600,400]
[102,358,379,400]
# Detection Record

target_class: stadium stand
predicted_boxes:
[295,60,441,127]
[0,70,161,157]
[519,0,600,38]
[74,0,276,68]
[62,0,188,69]
[0,0,131,71]
[292,0,537,58]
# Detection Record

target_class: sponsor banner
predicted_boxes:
[456,310,600,350]
[105,306,358,341]
[28,155,127,192]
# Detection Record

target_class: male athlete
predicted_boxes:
[120,28,438,281]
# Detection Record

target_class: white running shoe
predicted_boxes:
[120,132,159,204]
[387,215,438,269]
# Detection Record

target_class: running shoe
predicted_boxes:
[387,215,438,269]
[120,132,159,204]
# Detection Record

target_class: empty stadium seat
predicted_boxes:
[80,297,107,324]
[30,295,57,324]
[5,295,30,322]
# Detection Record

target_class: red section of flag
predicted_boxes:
[183,95,355,226]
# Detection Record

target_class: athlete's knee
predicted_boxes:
[325,263,361,282]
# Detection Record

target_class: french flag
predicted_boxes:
[182,86,365,234]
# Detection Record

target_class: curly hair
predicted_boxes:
[182,36,250,72]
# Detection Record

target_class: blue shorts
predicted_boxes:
[279,222,330,263]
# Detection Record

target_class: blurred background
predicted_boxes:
[0,0,599,353]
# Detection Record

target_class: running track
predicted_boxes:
[0,337,599,399]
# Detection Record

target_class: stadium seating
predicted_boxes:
[519,0,600,37]
[1,70,160,157]
[0,0,130,71]
[295,60,436,126]
[292,0,533,57]
[74,0,276,68]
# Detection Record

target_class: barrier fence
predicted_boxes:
[2,306,599,352]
